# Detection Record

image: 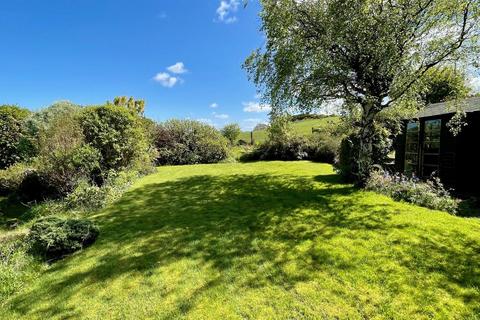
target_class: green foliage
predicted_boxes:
[0,163,33,195]
[66,170,140,211]
[79,105,151,172]
[0,233,41,301]
[221,123,241,145]
[423,67,471,104]
[306,132,341,164]
[155,119,229,165]
[366,169,459,214]
[28,217,99,261]
[0,105,35,169]
[111,96,145,116]
[26,101,82,135]
[246,0,480,184]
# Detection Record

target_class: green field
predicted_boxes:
[2,161,480,319]
[238,117,340,144]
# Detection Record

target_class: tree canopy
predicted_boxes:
[245,0,480,183]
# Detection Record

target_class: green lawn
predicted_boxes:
[2,161,480,319]
[238,117,340,144]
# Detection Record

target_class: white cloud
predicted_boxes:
[242,118,268,130]
[153,72,178,88]
[167,62,188,74]
[242,101,272,113]
[213,112,229,119]
[210,102,219,108]
[216,0,239,23]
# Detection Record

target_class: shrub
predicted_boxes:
[0,232,40,301]
[66,170,140,211]
[37,144,101,198]
[306,132,340,164]
[28,217,99,261]
[365,169,459,214]
[0,163,33,195]
[155,119,229,165]
[79,105,152,172]
[0,105,35,169]
[336,136,357,182]
[221,123,241,145]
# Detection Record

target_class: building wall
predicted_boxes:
[394,111,480,196]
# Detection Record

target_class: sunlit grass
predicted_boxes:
[2,161,479,319]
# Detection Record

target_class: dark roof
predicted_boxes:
[416,97,480,118]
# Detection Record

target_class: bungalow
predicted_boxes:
[394,97,480,196]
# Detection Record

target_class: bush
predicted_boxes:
[221,123,241,145]
[66,170,140,211]
[0,163,33,195]
[365,169,459,213]
[0,233,40,301]
[0,105,35,169]
[155,119,229,165]
[37,145,101,198]
[336,136,357,182]
[306,132,340,164]
[28,217,99,261]
[79,105,152,172]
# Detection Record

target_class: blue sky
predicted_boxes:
[0,0,270,130]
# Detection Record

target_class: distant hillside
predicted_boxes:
[238,116,340,144]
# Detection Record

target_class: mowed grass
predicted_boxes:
[2,161,480,319]
[238,117,340,143]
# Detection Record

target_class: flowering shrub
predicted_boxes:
[365,169,458,214]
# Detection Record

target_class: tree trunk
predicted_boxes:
[355,103,379,186]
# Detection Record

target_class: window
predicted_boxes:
[404,121,419,175]
[422,119,441,177]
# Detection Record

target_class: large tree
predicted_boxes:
[245,0,480,184]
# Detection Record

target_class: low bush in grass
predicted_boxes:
[155,119,229,165]
[27,217,99,261]
[0,232,41,301]
[365,169,459,214]
[66,170,141,211]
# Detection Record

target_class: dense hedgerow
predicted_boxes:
[27,217,99,261]
[365,169,458,213]
[155,119,229,165]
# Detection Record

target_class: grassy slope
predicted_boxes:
[2,162,480,319]
[238,117,340,144]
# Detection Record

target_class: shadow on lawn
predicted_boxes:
[6,171,480,318]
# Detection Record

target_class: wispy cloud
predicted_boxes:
[167,62,188,74]
[216,0,239,24]
[213,112,229,119]
[210,102,219,108]
[153,72,179,88]
[242,101,272,113]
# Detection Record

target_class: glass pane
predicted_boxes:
[404,121,419,174]
[422,119,441,177]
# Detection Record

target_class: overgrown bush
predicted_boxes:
[365,169,459,213]
[0,163,33,195]
[240,131,340,163]
[336,136,357,182]
[79,105,152,172]
[155,119,229,165]
[0,233,40,301]
[66,170,140,211]
[0,105,36,169]
[28,217,99,261]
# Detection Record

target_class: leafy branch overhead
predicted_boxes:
[245,0,480,183]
